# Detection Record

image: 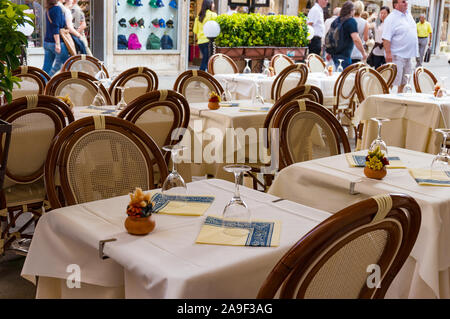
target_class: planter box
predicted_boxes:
[216,46,309,72]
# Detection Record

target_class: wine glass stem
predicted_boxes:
[171,150,178,174]
[441,133,448,152]
[377,122,382,140]
[233,172,241,200]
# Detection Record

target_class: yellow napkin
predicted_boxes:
[239,105,270,112]
[408,168,450,186]
[150,192,215,216]
[196,215,280,247]
[345,154,406,169]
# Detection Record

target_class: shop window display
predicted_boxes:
[115,0,179,51]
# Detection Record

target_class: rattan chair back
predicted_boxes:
[413,67,437,93]
[269,54,294,75]
[306,53,326,73]
[173,70,224,103]
[376,63,397,88]
[12,66,50,99]
[258,194,421,299]
[271,63,309,101]
[62,54,109,78]
[355,67,389,103]
[207,53,239,75]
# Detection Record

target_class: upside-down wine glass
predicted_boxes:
[337,59,344,73]
[252,80,265,105]
[95,61,107,81]
[220,80,233,102]
[243,58,252,74]
[115,86,127,111]
[222,165,252,237]
[90,81,106,107]
[369,117,390,156]
[162,144,187,201]
[430,128,450,178]
[403,73,413,94]
[262,59,270,76]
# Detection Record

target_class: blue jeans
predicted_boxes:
[43,41,69,77]
[199,42,209,71]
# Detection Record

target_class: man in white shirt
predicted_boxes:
[382,0,418,92]
[307,0,328,55]
[227,4,238,15]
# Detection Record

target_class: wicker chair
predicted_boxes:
[11,66,50,100]
[247,85,324,191]
[413,67,437,93]
[271,63,309,101]
[62,54,109,78]
[257,193,421,299]
[269,54,294,75]
[272,99,350,168]
[306,53,326,73]
[44,71,112,107]
[376,63,397,88]
[173,70,224,103]
[45,116,168,209]
[207,53,239,75]
[117,90,190,165]
[355,67,389,104]
[0,95,74,255]
[108,66,159,105]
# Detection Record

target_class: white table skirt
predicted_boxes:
[354,93,450,154]
[22,179,332,298]
[268,147,450,298]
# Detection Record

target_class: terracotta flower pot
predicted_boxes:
[125,216,155,235]
[208,101,220,110]
[364,166,387,180]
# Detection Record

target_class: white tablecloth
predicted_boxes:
[214,72,340,106]
[268,147,450,299]
[354,93,450,154]
[21,179,332,298]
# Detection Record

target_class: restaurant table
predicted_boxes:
[21,178,332,298]
[185,100,273,180]
[354,93,450,154]
[268,146,450,298]
[214,72,341,107]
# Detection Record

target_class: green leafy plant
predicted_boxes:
[215,13,308,48]
[0,0,34,102]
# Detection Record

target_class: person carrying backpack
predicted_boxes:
[324,1,367,70]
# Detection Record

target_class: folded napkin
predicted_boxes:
[196,215,280,247]
[239,105,270,112]
[219,102,240,107]
[80,106,117,115]
[346,154,406,169]
[150,192,215,216]
[408,168,450,186]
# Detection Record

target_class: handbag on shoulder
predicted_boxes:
[47,10,77,56]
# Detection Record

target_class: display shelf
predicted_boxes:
[114,0,180,53]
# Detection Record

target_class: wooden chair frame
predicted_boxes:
[269,54,294,75]
[117,90,190,165]
[257,194,421,299]
[173,70,224,97]
[306,53,326,72]
[0,95,73,254]
[272,99,350,168]
[62,54,110,78]
[12,66,50,94]
[108,67,159,105]
[45,116,168,209]
[207,53,239,75]
[355,67,389,104]
[44,71,113,106]
[376,63,397,88]
[413,67,438,93]
[271,63,309,101]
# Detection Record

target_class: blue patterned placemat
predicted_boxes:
[204,216,276,247]
[151,193,215,213]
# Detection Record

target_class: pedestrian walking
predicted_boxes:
[368,6,390,69]
[416,14,432,67]
[307,0,328,56]
[382,0,418,93]
[350,1,369,64]
[193,0,217,71]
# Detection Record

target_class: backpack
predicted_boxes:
[325,17,343,55]
[160,35,173,50]
[128,33,142,50]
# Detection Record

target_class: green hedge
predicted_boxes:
[214,13,308,48]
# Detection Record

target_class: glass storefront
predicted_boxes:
[441,0,450,52]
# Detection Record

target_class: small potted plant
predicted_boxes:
[124,188,155,235]
[208,91,221,110]
[364,146,389,180]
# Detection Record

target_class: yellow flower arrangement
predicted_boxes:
[209,91,221,103]
[365,146,389,171]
